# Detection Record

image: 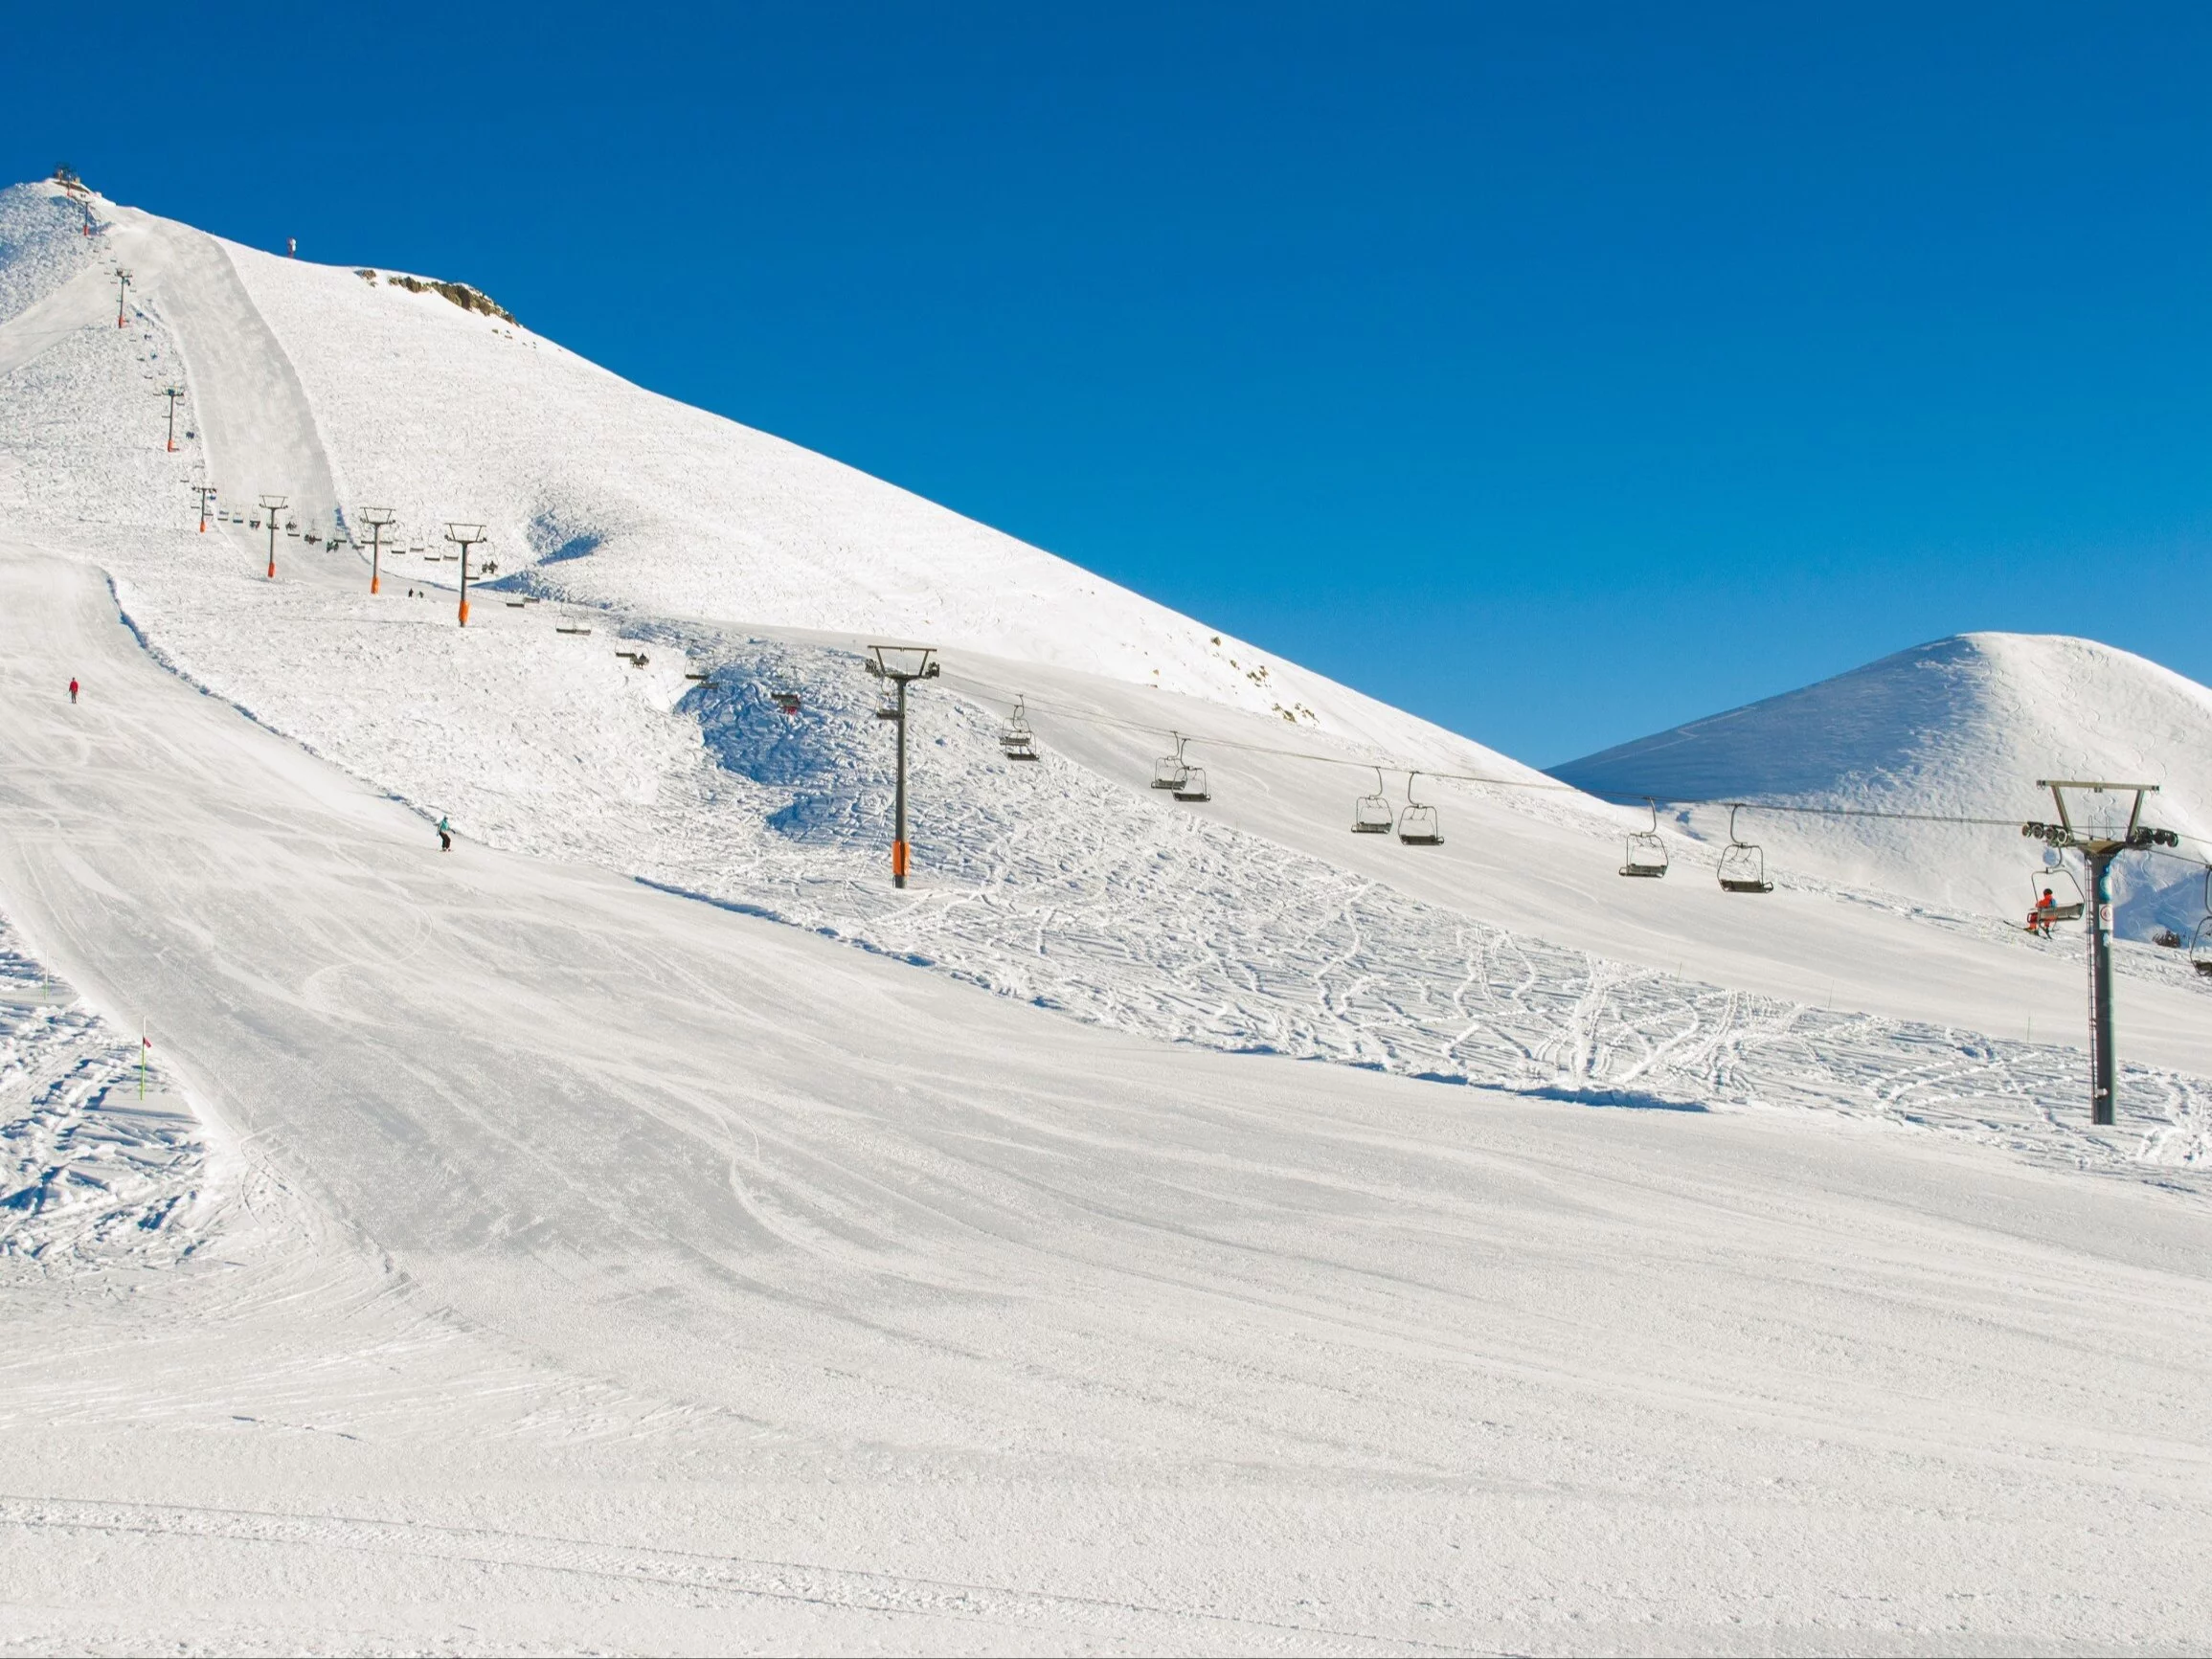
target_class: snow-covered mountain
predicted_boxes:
[7,175,2212,1652]
[1554,633,2212,938]
[0,177,1523,764]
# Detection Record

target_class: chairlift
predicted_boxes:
[2024,861,2085,934]
[1620,797,1668,878]
[1173,765,1211,803]
[1151,732,1190,790]
[1352,768,1394,834]
[2192,917,2212,978]
[1398,773,1443,846]
[1000,696,1040,761]
[2191,865,2212,977]
[1716,805,1772,893]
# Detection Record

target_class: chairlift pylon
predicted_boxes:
[1398,772,1443,846]
[1151,732,1189,791]
[1620,797,1668,878]
[1352,767,1394,834]
[1717,804,1772,893]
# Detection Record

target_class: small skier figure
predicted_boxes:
[437,815,452,853]
[67,678,79,705]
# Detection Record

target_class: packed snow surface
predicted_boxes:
[1,178,2210,1652]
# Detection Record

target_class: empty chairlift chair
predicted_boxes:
[2191,916,2212,979]
[1620,797,1668,878]
[1352,768,1394,834]
[1716,804,1772,893]
[1152,733,1190,791]
[1000,696,1041,761]
[1173,765,1211,803]
[1398,773,1444,846]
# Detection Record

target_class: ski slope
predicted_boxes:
[2,177,2212,1651]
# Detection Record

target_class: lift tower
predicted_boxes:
[257,494,287,579]
[360,507,397,595]
[2021,781,2180,1125]
[866,645,938,889]
[444,523,486,625]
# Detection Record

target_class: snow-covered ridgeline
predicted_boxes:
[0,176,1537,771]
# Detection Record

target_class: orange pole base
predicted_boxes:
[266,562,276,579]
[458,598,469,627]
[370,573,380,594]
[891,841,911,878]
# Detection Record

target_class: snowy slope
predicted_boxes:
[1555,633,2212,939]
[4,547,2212,1654]
[7,174,2212,1652]
[9,177,1524,763]
[9,175,2212,1142]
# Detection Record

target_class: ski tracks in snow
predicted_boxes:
[0,917,212,1271]
[29,496,2212,1202]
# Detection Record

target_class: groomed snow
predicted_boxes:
[2,179,2210,1652]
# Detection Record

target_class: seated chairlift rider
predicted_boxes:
[2029,887,2061,937]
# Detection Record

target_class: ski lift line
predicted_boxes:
[937,674,2179,837]
[934,676,1559,790]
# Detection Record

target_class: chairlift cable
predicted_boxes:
[937,673,2203,842]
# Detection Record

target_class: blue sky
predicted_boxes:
[7,3,2211,762]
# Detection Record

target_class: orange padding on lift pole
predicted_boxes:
[892,841,910,877]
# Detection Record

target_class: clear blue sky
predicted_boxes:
[8,3,2211,763]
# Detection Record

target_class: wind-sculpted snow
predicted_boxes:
[0,918,209,1270]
